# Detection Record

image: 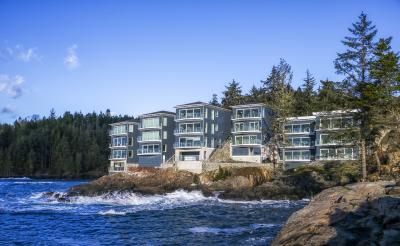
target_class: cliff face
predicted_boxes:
[272,181,400,246]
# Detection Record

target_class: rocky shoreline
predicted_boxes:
[54,161,362,202]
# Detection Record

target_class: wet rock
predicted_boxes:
[272,181,400,246]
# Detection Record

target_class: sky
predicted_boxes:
[0,0,399,123]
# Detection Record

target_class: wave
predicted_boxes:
[98,209,127,216]
[0,177,31,180]
[189,223,279,235]
[13,181,55,184]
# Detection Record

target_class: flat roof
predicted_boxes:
[109,120,138,126]
[139,110,176,118]
[230,103,268,109]
[312,109,358,116]
[175,101,231,111]
[285,116,316,121]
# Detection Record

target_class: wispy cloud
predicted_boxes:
[1,105,16,114]
[0,44,41,62]
[64,44,80,70]
[0,74,25,98]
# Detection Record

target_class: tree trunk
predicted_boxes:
[374,151,381,177]
[361,139,367,181]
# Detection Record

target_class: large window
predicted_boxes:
[319,134,352,145]
[319,148,358,160]
[178,137,202,147]
[288,137,310,147]
[113,162,125,171]
[284,123,310,133]
[138,144,160,154]
[112,137,127,147]
[112,149,126,159]
[235,108,260,119]
[140,131,160,141]
[283,150,310,160]
[234,135,259,145]
[233,121,260,132]
[178,108,202,119]
[177,123,202,133]
[141,117,160,128]
[319,117,354,129]
[111,125,127,135]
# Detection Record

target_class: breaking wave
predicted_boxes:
[189,223,279,235]
[98,209,127,216]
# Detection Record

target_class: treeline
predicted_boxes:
[0,110,133,178]
[212,13,400,178]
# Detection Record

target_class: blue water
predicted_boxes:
[0,178,307,245]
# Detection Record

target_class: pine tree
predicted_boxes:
[245,85,264,104]
[302,70,316,115]
[334,12,378,180]
[221,79,245,108]
[209,94,220,106]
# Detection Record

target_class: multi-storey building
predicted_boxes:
[174,102,231,173]
[230,104,272,163]
[281,116,316,169]
[109,120,139,173]
[280,110,359,169]
[137,111,176,167]
[314,110,359,161]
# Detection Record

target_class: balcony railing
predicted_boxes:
[137,149,162,155]
[137,136,161,142]
[315,140,354,146]
[109,129,128,135]
[174,141,204,148]
[174,127,203,134]
[232,114,261,120]
[138,124,162,130]
[232,138,262,145]
[232,126,261,133]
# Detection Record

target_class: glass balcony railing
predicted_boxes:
[232,138,262,145]
[139,123,162,129]
[174,127,203,134]
[137,136,161,142]
[109,129,127,135]
[174,141,204,148]
[137,149,161,155]
[232,126,261,132]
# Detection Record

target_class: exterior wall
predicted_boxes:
[230,104,271,163]
[109,121,139,173]
[138,113,176,167]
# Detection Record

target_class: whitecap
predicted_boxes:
[189,226,248,234]
[98,209,127,216]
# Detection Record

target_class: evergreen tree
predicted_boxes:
[209,94,220,106]
[220,79,245,108]
[334,12,378,180]
[245,85,264,104]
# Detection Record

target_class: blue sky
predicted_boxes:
[0,0,399,122]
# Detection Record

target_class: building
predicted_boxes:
[314,110,359,161]
[174,102,231,173]
[281,116,316,169]
[280,110,359,169]
[109,120,139,173]
[230,104,272,163]
[137,111,176,167]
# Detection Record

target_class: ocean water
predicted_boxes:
[0,178,307,245]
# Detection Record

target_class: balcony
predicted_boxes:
[315,139,354,146]
[232,138,262,146]
[138,124,162,130]
[174,141,204,148]
[175,114,204,121]
[137,149,162,155]
[109,129,127,135]
[174,127,203,135]
[137,136,161,142]
[231,114,261,120]
[232,126,261,133]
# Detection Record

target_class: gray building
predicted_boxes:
[174,102,231,173]
[314,110,359,161]
[137,111,176,167]
[281,116,316,169]
[230,104,272,163]
[279,110,359,169]
[109,120,139,173]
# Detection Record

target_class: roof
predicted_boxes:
[312,109,358,116]
[175,101,231,111]
[109,120,138,126]
[285,116,316,122]
[139,110,176,118]
[230,103,268,109]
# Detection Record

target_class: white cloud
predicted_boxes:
[0,74,25,98]
[0,44,41,62]
[64,44,80,70]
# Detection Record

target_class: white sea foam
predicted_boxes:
[189,223,279,235]
[0,177,31,180]
[14,181,55,184]
[98,209,127,216]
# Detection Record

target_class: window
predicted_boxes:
[216,111,219,118]
[163,117,168,126]
[283,150,310,160]
[178,108,202,119]
[234,135,259,145]
[178,123,202,133]
[141,117,160,128]
[128,124,134,133]
[112,149,126,159]
[204,123,208,133]
[112,137,127,147]
[319,148,358,160]
[163,131,167,139]
[163,144,167,152]
[211,124,215,134]
[288,137,310,147]
[211,110,215,120]
[128,150,133,158]
[215,124,219,132]
[236,108,260,118]
[128,137,133,146]
[140,144,160,154]
[111,125,127,135]
[141,131,160,141]
[284,123,310,133]
[178,137,202,147]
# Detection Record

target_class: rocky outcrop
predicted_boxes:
[272,181,400,246]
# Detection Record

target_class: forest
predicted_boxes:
[0,13,399,178]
